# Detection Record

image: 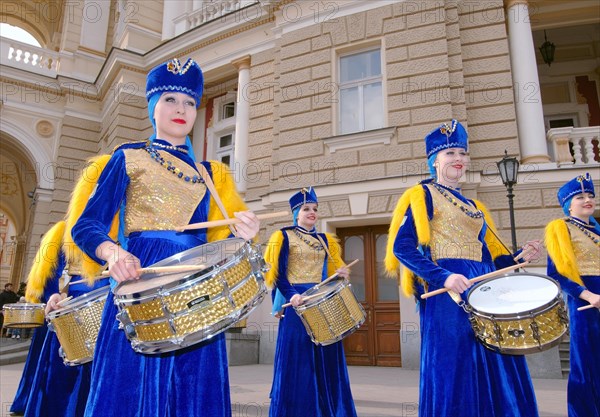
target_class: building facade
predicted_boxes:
[1,0,599,376]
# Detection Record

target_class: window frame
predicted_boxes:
[337,46,384,135]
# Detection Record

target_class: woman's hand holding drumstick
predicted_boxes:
[513,240,542,262]
[421,262,529,299]
[282,259,359,308]
[577,290,600,311]
[45,293,70,314]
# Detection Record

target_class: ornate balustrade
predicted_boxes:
[187,0,257,29]
[1,37,60,77]
[547,126,600,166]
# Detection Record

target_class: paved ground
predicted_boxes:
[1,360,567,417]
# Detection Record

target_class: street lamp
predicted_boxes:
[497,150,520,253]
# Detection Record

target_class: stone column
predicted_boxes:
[23,188,54,281]
[232,55,252,194]
[505,0,550,163]
[79,0,110,53]
[162,0,189,40]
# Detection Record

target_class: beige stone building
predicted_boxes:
[1,0,598,375]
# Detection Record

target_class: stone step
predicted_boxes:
[0,339,31,366]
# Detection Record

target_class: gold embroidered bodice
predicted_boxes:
[566,221,600,277]
[426,184,484,262]
[285,229,326,284]
[123,149,206,234]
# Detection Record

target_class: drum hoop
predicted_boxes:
[47,286,109,319]
[469,294,563,320]
[114,240,248,301]
[3,303,45,310]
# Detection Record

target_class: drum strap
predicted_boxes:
[316,234,342,268]
[197,164,238,237]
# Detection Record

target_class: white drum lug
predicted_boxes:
[124,323,137,338]
[116,310,133,330]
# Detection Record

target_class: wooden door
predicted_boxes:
[338,226,401,367]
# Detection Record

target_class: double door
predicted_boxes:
[337,225,401,367]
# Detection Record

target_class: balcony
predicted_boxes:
[172,0,261,35]
[547,126,600,166]
[1,37,60,78]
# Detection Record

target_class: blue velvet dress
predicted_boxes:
[9,260,61,415]
[268,226,357,417]
[72,141,234,417]
[546,218,600,417]
[393,183,538,417]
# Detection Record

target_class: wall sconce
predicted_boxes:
[538,30,556,67]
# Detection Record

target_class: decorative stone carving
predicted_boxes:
[36,120,54,137]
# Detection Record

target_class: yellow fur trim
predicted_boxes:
[384,185,429,297]
[324,233,344,276]
[63,155,120,283]
[399,265,417,298]
[25,221,65,303]
[545,219,583,285]
[206,161,249,243]
[264,230,284,288]
[473,199,510,260]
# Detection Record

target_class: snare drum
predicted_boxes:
[114,238,267,354]
[467,273,568,355]
[2,303,45,328]
[294,278,366,346]
[46,286,109,366]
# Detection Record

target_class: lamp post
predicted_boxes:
[497,150,520,253]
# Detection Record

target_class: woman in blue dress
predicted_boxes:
[265,187,357,417]
[384,120,541,417]
[545,173,599,417]
[67,57,259,417]
[10,221,63,415]
[23,156,116,417]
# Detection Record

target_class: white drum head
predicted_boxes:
[468,273,559,315]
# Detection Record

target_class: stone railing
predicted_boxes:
[187,0,259,29]
[0,37,60,77]
[547,126,600,166]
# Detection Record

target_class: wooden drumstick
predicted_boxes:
[175,211,290,232]
[283,290,330,307]
[420,261,529,299]
[101,264,207,277]
[281,259,360,308]
[56,296,73,306]
[577,304,597,311]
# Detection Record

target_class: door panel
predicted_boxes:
[339,226,401,367]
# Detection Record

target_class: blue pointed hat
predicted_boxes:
[289,187,318,212]
[146,58,204,107]
[425,119,468,158]
[557,173,595,206]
